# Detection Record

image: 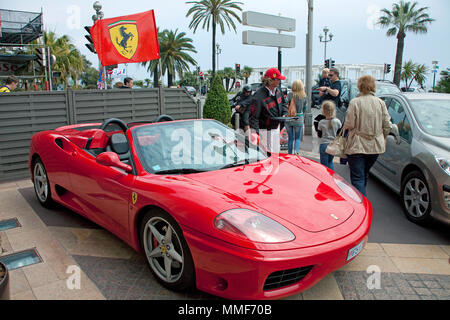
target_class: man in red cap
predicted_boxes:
[248,68,288,153]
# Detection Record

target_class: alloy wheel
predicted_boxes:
[34,161,49,203]
[403,177,430,219]
[143,216,185,283]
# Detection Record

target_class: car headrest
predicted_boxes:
[110,133,129,154]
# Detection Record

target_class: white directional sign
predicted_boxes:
[242,30,296,48]
[243,11,296,32]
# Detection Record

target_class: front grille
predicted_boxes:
[264,266,314,291]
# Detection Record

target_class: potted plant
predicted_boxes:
[0,234,10,300]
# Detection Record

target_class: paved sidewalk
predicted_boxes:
[0,132,449,300]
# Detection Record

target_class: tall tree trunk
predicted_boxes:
[168,73,173,87]
[153,64,159,88]
[393,32,405,86]
[212,16,216,79]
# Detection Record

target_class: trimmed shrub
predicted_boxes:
[203,75,231,125]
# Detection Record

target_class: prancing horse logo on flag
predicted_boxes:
[109,20,139,60]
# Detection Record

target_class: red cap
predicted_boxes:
[264,68,286,80]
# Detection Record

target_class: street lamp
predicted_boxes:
[92,2,106,89]
[216,44,222,71]
[319,26,333,62]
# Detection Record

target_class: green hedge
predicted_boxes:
[203,75,231,125]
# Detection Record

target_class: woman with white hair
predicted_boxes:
[343,75,392,196]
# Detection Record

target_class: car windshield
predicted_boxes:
[133,120,269,174]
[408,99,450,138]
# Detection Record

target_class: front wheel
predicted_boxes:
[401,171,432,224]
[140,209,195,291]
[33,158,54,208]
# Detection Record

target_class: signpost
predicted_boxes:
[242,11,296,73]
[432,61,439,92]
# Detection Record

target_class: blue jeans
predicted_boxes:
[347,154,379,196]
[286,124,303,154]
[319,143,334,170]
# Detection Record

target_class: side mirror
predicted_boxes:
[96,152,132,173]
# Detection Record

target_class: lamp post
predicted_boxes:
[432,61,439,92]
[216,44,222,71]
[319,26,333,62]
[92,1,106,89]
[305,0,313,136]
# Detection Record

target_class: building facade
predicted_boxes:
[249,64,387,86]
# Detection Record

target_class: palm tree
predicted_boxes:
[413,63,429,88]
[242,65,253,84]
[142,29,197,87]
[377,1,434,86]
[401,60,417,89]
[186,0,243,78]
[141,28,166,87]
[222,67,235,91]
[33,31,84,88]
[159,29,197,87]
[401,60,429,90]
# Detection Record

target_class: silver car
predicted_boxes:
[370,93,450,225]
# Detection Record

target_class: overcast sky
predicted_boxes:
[5,0,450,88]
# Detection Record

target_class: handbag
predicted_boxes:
[325,130,347,158]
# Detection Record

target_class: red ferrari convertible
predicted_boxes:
[29,117,372,300]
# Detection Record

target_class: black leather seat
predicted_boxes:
[106,133,130,162]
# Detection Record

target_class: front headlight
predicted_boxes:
[436,157,450,176]
[214,209,295,243]
[333,173,363,203]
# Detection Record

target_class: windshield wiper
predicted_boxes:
[154,168,208,175]
[219,160,251,170]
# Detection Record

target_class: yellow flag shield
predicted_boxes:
[108,21,139,60]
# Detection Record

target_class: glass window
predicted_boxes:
[388,99,406,125]
[408,99,450,138]
[132,120,269,174]
[376,84,401,95]
[398,116,413,143]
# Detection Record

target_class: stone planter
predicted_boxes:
[0,261,10,300]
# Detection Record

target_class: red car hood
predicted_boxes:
[188,156,354,232]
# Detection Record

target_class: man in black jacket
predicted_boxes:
[249,68,288,152]
[230,85,252,131]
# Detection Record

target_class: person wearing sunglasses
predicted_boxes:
[318,68,342,109]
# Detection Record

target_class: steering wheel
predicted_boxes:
[155,114,174,123]
[100,118,128,132]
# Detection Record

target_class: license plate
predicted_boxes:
[347,240,365,261]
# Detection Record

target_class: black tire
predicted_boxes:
[401,170,432,224]
[140,208,195,291]
[32,158,54,208]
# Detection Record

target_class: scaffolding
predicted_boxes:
[0,9,43,44]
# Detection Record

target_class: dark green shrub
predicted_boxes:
[203,76,231,125]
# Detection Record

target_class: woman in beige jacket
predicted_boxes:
[343,75,392,196]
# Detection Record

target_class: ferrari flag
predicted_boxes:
[90,10,160,66]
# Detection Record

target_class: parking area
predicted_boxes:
[1,132,449,300]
